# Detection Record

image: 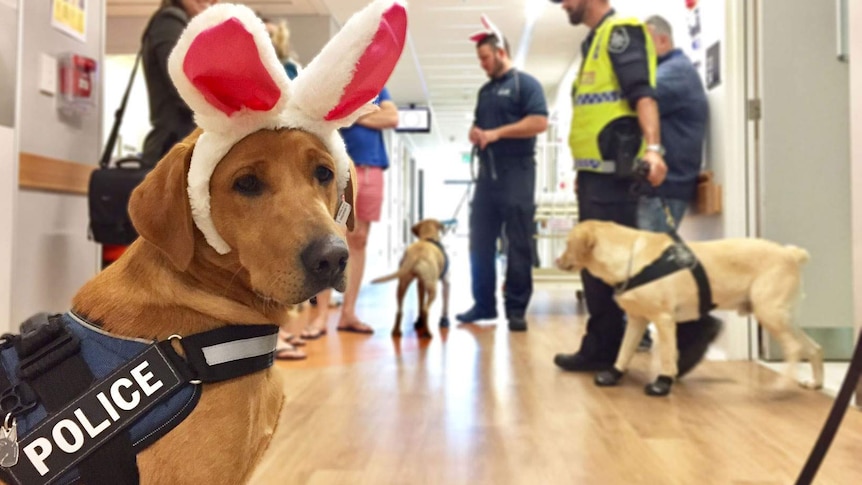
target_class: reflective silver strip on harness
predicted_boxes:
[574,158,616,173]
[201,334,278,366]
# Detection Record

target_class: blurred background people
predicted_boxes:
[264,17,302,80]
[637,14,710,352]
[140,0,215,168]
[549,0,668,371]
[456,24,548,332]
[304,88,399,338]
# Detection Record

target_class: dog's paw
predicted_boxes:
[439,316,450,328]
[594,368,624,386]
[800,380,823,390]
[644,375,674,396]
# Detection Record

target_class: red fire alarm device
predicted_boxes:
[58,53,98,115]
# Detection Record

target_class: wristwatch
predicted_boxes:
[646,144,665,156]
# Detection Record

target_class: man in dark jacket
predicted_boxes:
[141,1,214,167]
[636,15,713,352]
[638,15,708,233]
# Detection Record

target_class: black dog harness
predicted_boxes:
[0,312,278,485]
[423,239,449,280]
[614,232,716,317]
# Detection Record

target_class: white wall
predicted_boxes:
[11,0,103,327]
[0,0,16,328]
[0,127,14,328]
[849,0,862,351]
[0,0,17,128]
[757,0,852,361]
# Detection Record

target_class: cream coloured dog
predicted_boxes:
[556,220,824,395]
[372,219,450,338]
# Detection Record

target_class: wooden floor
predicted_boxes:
[251,283,862,485]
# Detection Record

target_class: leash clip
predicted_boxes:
[0,413,18,468]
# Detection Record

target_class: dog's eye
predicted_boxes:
[314,166,334,184]
[233,174,264,196]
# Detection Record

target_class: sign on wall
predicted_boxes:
[52,0,86,42]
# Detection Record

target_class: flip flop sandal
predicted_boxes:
[288,335,306,347]
[274,343,306,360]
[336,324,374,335]
[278,331,306,346]
[301,327,327,340]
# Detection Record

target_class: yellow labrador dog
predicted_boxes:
[557,220,823,396]
[372,219,450,338]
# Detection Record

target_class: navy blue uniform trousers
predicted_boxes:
[469,157,536,318]
[576,171,638,360]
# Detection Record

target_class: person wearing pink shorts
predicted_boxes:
[302,88,398,338]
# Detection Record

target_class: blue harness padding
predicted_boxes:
[1,313,199,445]
[0,313,199,484]
[424,239,449,280]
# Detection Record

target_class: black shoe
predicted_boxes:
[677,316,723,378]
[455,307,498,323]
[508,316,527,332]
[554,352,614,372]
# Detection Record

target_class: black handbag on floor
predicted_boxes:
[88,51,148,245]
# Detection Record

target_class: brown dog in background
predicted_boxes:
[69,128,355,483]
[556,220,823,396]
[372,219,450,338]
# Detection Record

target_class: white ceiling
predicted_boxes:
[107,0,587,153]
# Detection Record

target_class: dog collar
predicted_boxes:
[423,238,449,280]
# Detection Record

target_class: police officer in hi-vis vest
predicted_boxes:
[550,0,722,374]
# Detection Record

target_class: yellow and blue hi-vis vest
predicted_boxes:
[570,16,657,173]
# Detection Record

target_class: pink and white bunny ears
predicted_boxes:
[469,14,505,46]
[167,1,407,254]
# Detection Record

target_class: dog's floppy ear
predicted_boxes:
[573,222,597,263]
[344,162,357,232]
[129,134,197,271]
[411,221,423,238]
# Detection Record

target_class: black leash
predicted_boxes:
[795,329,862,484]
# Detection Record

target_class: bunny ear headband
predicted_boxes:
[469,14,505,46]
[168,0,408,255]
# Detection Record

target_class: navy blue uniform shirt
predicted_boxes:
[474,68,548,159]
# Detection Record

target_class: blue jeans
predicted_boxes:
[638,196,688,232]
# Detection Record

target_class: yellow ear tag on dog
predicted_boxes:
[336,201,351,225]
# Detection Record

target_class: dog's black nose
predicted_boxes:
[301,235,349,285]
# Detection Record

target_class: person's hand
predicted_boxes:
[642,150,667,187]
[469,126,481,146]
[479,129,500,150]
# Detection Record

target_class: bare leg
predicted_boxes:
[338,220,374,333]
[302,290,330,339]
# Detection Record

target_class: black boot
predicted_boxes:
[554,352,614,372]
[677,315,723,378]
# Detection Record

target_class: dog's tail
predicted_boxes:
[370,252,421,284]
[785,245,810,265]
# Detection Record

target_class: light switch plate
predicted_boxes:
[39,54,57,96]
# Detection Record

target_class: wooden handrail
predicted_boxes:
[18,152,95,195]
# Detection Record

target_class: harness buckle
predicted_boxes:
[0,384,37,418]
